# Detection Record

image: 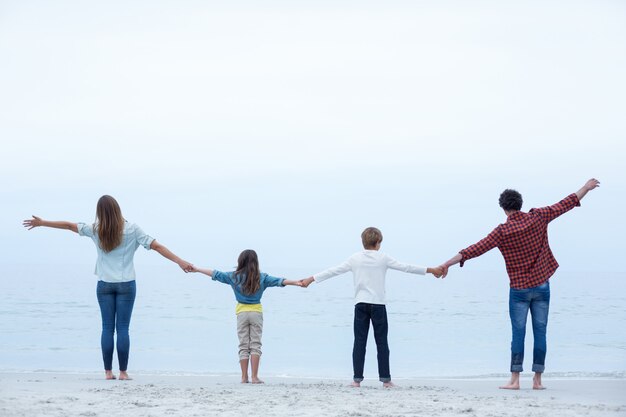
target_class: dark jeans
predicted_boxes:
[509,281,550,373]
[353,303,390,382]
[96,280,136,371]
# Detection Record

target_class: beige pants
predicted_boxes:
[236,312,263,360]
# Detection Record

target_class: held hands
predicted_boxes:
[297,277,315,288]
[178,261,195,273]
[23,215,43,230]
[440,264,449,278]
[427,266,444,278]
[427,264,449,279]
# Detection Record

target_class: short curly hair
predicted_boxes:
[499,189,523,211]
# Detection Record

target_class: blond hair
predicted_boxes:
[361,227,383,249]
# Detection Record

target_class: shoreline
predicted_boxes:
[2,368,624,379]
[2,371,624,417]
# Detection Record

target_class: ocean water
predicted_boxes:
[1,263,624,379]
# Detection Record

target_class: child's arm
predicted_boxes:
[308,260,352,285]
[386,256,443,278]
[189,265,215,277]
[282,279,303,287]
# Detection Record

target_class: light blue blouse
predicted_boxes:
[77,221,155,283]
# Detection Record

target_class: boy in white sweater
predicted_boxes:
[300,227,442,387]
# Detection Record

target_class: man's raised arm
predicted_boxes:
[576,178,600,201]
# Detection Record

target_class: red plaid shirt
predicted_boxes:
[459,193,581,289]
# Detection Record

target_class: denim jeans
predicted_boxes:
[353,303,391,382]
[509,281,550,373]
[96,280,136,371]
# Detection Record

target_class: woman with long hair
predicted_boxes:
[190,249,301,383]
[23,195,192,380]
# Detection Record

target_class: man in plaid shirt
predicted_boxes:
[440,178,600,390]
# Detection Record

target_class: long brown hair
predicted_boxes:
[234,249,261,295]
[95,195,124,253]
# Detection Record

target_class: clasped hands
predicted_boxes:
[431,264,450,279]
[296,277,314,288]
[178,262,195,273]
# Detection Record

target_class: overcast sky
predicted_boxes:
[1,1,624,274]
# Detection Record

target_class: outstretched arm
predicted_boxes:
[575,178,600,201]
[531,178,600,222]
[298,260,351,288]
[23,216,78,233]
[282,279,303,287]
[312,260,352,283]
[149,240,193,272]
[386,256,443,278]
[438,229,499,278]
[188,265,215,277]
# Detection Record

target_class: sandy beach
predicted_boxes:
[1,372,624,417]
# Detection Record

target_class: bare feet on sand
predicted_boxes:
[349,381,361,388]
[533,374,546,390]
[251,377,264,384]
[105,371,116,380]
[383,381,396,388]
[241,378,249,384]
[499,372,520,390]
[118,371,132,381]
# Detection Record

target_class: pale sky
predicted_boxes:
[1,1,624,273]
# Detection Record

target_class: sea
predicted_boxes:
[1,263,624,379]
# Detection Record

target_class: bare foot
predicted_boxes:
[349,381,361,388]
[241,378,249,384]
[251,377,264,384]
[105,371,116,380]
[533,375,546,390]
[119,371,132,381]
[499,372,520,390]
[383,381,396,388]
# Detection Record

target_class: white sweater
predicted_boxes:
[313,250,427,305]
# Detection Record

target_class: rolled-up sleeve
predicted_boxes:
[134,225,155,250]
[263,274,285,288]
[77,222,94,237]
[459,228,500,267]
[212,270,233,285]
[530,193,581,223]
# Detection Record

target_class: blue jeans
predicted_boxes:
[353,303,391,382]
[96,280,136,371]
[509,281,550,373]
